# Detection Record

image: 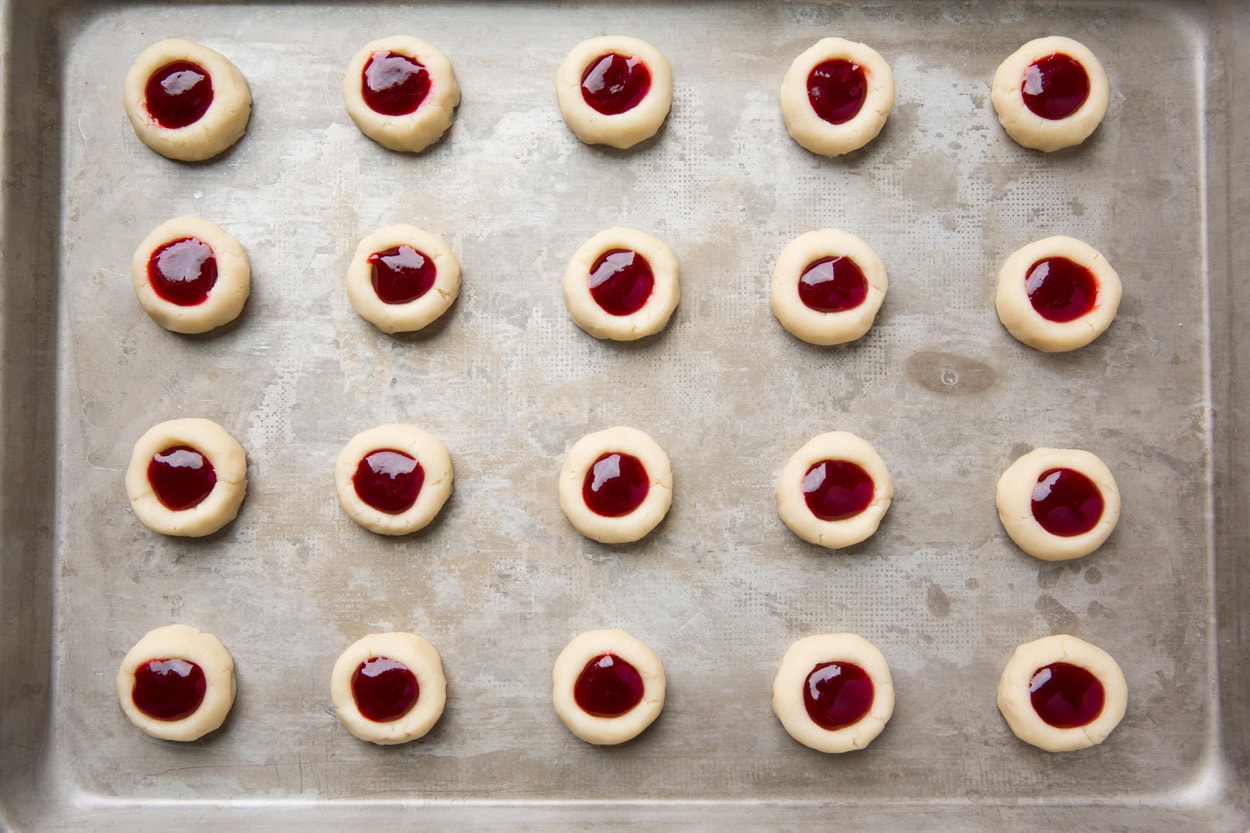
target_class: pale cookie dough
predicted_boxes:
[772,633,894,753]
[335,424,453,536]
[780,38,894,157]
[552,629,666,745]
[125,418,248,537]
[992,36,1110,152]
[123,39,252,162]
[556,36,673,149]
[347,225,461,334]
[116,624,236,741]
[343,36,461,153]
[131,216,250,334]
[997,634,1127,752]
[777,431,892,549]
[995,235,1121,352]
[770,229,888,345]
[563,227,680,341]
[558,427,673,544]
[996,447,1120,561]
[331,631,447,745]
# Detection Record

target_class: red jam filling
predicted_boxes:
[351,656,420,722]
[147,237,218,306]
[573,653,645,717]
[145,60,214,129]
[1031,467,1104,537]
[132,657,207,721]
[588,249,655,316]
[1025,256,1098,322]
[1021,53,1090,121]
[806,59,868,126]
[803,661,874,730]
[352,449,424,515]
[148,446,217,511]
[369,245,437,305]
[582,452,649,517]
[1029,661,1104,728]
[802,460,874,522]
[361,51,431,116]
[798,256,868,313]
[580,53,651,115]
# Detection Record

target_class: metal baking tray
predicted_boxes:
[3,0,1248,829]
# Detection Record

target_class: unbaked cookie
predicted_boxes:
[780,38,894,157]
[556,36,673,149]
[347,225,461,334]
[996,447,1120,561]
[125,418,248,537]
[770,229,888,345]
[772,633,894,753]
[116,624,236,741]
[991,36,1110,152]
[997,634,1127,752]
[335,424,453,536]
[552,629,665,745]
[331,631,447,745]
[123,39,252,162]
[563,228,680,341]
[131,216,250,334]
[558,427,672,544]
[343,36,461,153]
[777,431,892,549]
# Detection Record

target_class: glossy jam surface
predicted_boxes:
[148,446,217,511]
[1031,467,1104,537]
[1029,661,1104,728]
[1025,257,1098,323]
[582,452,649,517]
[806,59,868,125]
[803,661,874,730]
[148,237,218,306]
[361,51,431,116]
[580,53,651,115]
[351,657,420,722]
[802,460,874,522]
[369,245,437,305]
[1021,53,1090,120]
[573,653,645,717]
[588,249,655,316]
[145,60,214,129]
[798,256,868,313]
[132,657,207,721]
[352,449,424,515]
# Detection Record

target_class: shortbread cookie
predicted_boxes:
[777,431,892,549]
[116,624,236,741]
[996,447,1120,561]
[780,38,894,156]
[992,36,1110,152]
[558,427,672,543]
[343,36,460,153]
[563,228,680,341]
[770,229,888,345]
[556,36,673,149]
[335,424,453,535]
[131,216,250,334]
[347,225,461,334]
[331,631,447,745]
[552,629,665,745]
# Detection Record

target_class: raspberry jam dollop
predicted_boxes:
[145,60,214,129]
[361,51,431,116]
[369,245,437,304]
[574,653,645,717]
[582,452,649,517]
[580,53,651,115]
[132,657,207,721]
[799,256,868,312]
[148,237,217,306]
[803,661,874,730]
[1029,661,1104,728]
[1031,467,1104,537]
[148,446,217,511]
[806,59,868,125]
[351,656,420,722]
[802,460,874,522]
[1021,53,1090,120]
[353,449,424,515]
[589,249,654,316]
[1025,256,1098,323]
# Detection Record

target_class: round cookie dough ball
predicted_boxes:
[556,36,673,149]
[995,235,1121,352]
[997,634,1127,752]
[558,427,673,544]
[343,36,461,153]
[777,431,892,549]
[770,229,888,345]
[563,227,680,341]
[996,447,1120,561]
[991,36,1110,152]
[780,38,894,157]
[331,631,447,745]
[772,633,894,753]
[125,418,248,537]
[347,225,461,334]
[131,216,250,334]
[335,424,453,536]
[116,624,236,741]
[552,629,666,745]
[123,39,252,162]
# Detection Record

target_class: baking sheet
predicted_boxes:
[2,0,1248,829]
